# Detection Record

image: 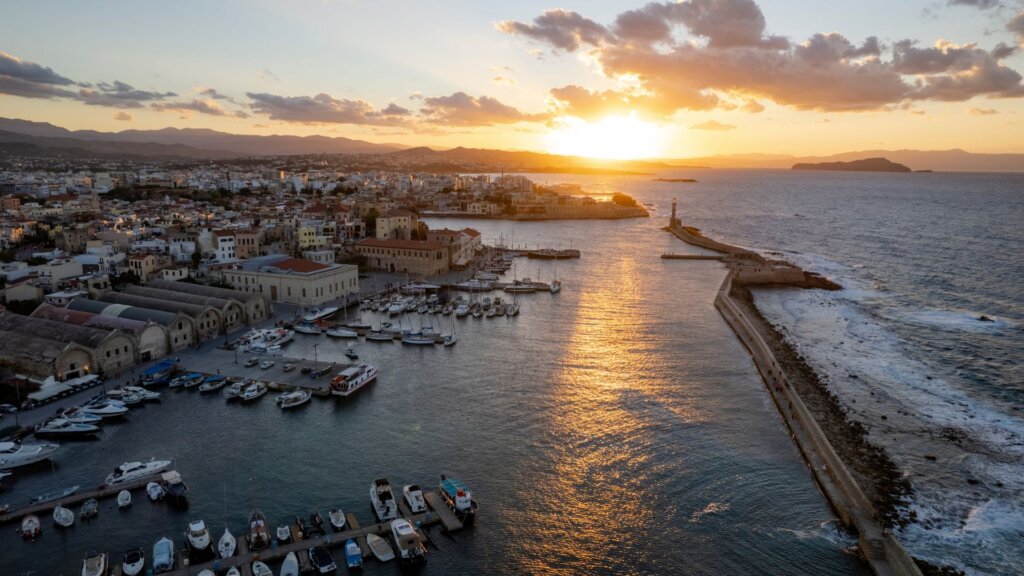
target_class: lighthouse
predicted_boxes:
[670,197,680,228]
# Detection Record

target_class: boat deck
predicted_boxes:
[0,470,182,525]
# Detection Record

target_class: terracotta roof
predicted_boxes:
[213,230,234,237]
[462,228,481,237]
[358,238,446,251]
[273,257,330,273]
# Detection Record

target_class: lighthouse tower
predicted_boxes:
[670,197,680,228]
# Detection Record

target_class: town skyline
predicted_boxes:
[2,0,1024,159]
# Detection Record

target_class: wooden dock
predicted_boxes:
[162,491,461,576]
[0,470,182,525]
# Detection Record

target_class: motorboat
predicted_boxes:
[454,304,469,317]
[165,473,187,503]
[251,562,273,576]
[281,551,300,576]
[152,536,174,573]
[0,441,60,470]
[276,389,311,410]
[29,484,79,505]
[365,330,395,341]
[345,538,363,569]
[308,509,326,536]
[443,334,457,347]
[117,489,132,508]
[345,347,359,359]
[391,518,427,565]
[294,514,308,538]
[550,279,562,293]
[244,327,294,351]
[247,508,271,550]
[106,459,172,485]
[474,271,499,281]
[35,417,100,438]
[366,533,395,562]
[277,524,291,543]
[142,358,177,386]
[21,514,41,538]
[147,482,166,501]
[199,375,228,393]
[122,548,145,576]
[79,400,129,419]
[170,373,204,388]
[506,302,520,316]
[309,546,337,574]
[120,392,144,406]
[119,386,161,402]
[439,474,477,524]
[185,519,212,553]
[328,508,346,531]
[80,497,99,519]
[191,374,221,390]
[294,322,322,335]
[326,326,358,338]
[387,301,404,316]
[503,279,536,293]
[484,307,498,318]
[59,407,103,425]
[304,306,339,323]
[241,382,268,402]
[455,279,492,292]
[81,551,107,576]
[218,527,236,558]
[226,568,241,576]
[370,478,398,521]
[197,571,216,576]
[401,332,436,345]
[330,364,378,397]
[223,380,245,400]
[53,504,75,527]
[403,484,427,513]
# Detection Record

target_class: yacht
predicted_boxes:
[53,504,75,527]
[370,478,398,521]
[326,326,358,338]
[240,382,268,402]
[330,364,378,397]
[309,546,337,574]
[455,279,492,292]
[152,536,174,573]
[123,386,161,402]
[390,518,427,565]
[294,322,322,335]
[58,407,103,425]
[403,484,427,513]
[0,441,60,470]
[35,417,100,438]
[367,533,394,562]
[401,332,436,345]
[106,459,172,485]
[117,489,132,508]
[328,508,346,531]
[218,527,236,558]
[122,548,145,576]
[147,482,166,501]
[503,280,536,293]
[79,400,129,419]
[303,306,339,323]
[281,551,300,576]
[81,552,108,576]
[345,538,363,568]
[244,327,294,351]
[247,509,271,551]
[185,520,212,554]
[276,389,311,410]
[439,474,477,524]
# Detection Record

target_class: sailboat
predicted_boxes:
[443,312,458,346]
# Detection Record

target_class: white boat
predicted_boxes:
[81,497,98,519]
[251,561,273,576]
[276,389,311,410]
[366,532,395,562]
[247,509,271,551]
[403,484,427,513]
[0,441,60,470]
[277,524,291,542]
[223,380,245,400]
[79,400,129,419]
[186,519,212,553]
[106,459,172,485]
[35,417,100,437]
[122,386,161,401]
[550,279,562,293]
[370,478,398,521]
[197,570,216,576]
[330,364,378,397]
[153,536,174,573]
[120,392,144,406]
[345,347,358,359]
[390,518,427,565]
[59,407,103,425]
[81,552,107,576]
[117,489,132,508]
[241,382,268,402]
[243,327,294,351]
[198,377,228,393]
[309,546,337,574]
[454,303,469,317]
[226,568,241,576]
[503,280,536,293]
[21,514,41,538]
[303,306,339,323]
[218,527,236,558]
[328,508,346,531]
[506,302,520,316]
[294,322,322,335]
[474,271,499,281]
[455,279,492,292]
[325,326,358,338]
[122,548,145,576]
[401,332,436,345]
[147,482,166,501]
[29,484,79,505]
[281,551,300,576]
[365,330,395,341]
[53,504,75,527]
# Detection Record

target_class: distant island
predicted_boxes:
[792,157,912,173]
[652,178,698,183]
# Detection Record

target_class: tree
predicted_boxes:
[364,208,379,237]
[191,247,203,267]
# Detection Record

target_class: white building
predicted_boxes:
[221,254,358,306]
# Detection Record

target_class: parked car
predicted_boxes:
[0,404,17,414]
[282,363,296,372]
[260,361,275,370]
[244,357,260,367]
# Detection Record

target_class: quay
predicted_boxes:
[0,470,182,525]
[660,253,724,260]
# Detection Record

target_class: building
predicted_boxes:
[355,238,449,276]
[96,291,223,341]
[213,230,237,262]
[375,208,418,240]
[68,298,196,351]
[0,311,137,374]
[0,328,96,381]
[221,254,358,306]
[234,229,261,259]
[32,302,170,361]
[123,285,245,333]
[147,278,271,324]
[127,254,158,282]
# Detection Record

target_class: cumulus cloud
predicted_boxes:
[1009,11,1024,46]
[0,50,80,99]
[77,80,176,108]
[499,0,1024,116]
[113,111,134,122]
[153,98,248,118]
[690,120,736,130]
[420,92,543,125]
[247,92,410,125]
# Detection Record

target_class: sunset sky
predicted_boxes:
[2,0,1023,159]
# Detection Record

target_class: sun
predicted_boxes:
[545,114,667,160]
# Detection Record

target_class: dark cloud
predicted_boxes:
[420,92,542,125]
[113,111,134,122]
[153,98,248,118]
[496,9,612,51]
[947,0,1002,9]
[1009,11,1024,47]
[197,87,239,105]
[0,50,80,99]
[690,120,736,130]
[246,92,409,125]
[77,81,176,108]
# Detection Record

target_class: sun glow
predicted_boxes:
[545,115,668,160]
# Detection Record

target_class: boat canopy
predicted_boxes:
[441,477,470,497]
[144,359,176,376]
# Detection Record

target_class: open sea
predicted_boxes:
[1,168,1021,575]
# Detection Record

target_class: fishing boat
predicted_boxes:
[328,508,346,531]
[29,484,79,505]
[1,441,60,470]
[35,417,100,438]
[240,382,268,402]
[147,482,166,501]
[21,514,41,538]
[345,538,363,568]
[247,509,271,550]
[370,478,398,522]
[309,546,337,574]
[251,561,273,576]
[81,551,107,576]
[303,306,339,323]
[53,504,75,527]
[390,518,427,565]
[223,380,245,400]
[294,322,322,335]
[281,551,300,576]
[198,375,228,393]
[152,536,174,573]
[403,484,427,513]
[367,533,395,562]
[330,364,378,397]
[276,524,291,543]
[106,459,172,485]
[439,474,478,524]
[326,326,358,338]
[142,358,177,386]
[276,389,312,410]
[80,497,99,519]
[185,519,212,554]
[218,527,236,558]
[117,489,132,508]
[169,373,201,388]
[122,548,145,576]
